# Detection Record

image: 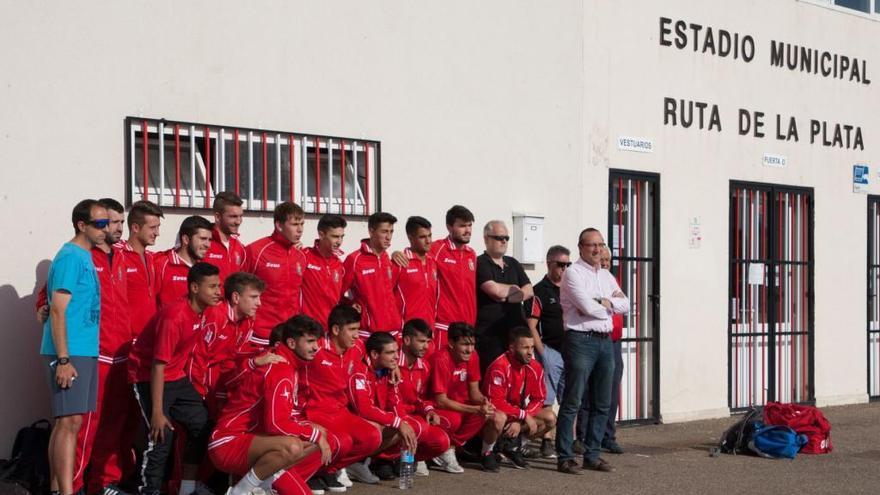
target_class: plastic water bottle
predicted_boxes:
[399,447,415,490]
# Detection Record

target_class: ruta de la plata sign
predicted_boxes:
[663,98,864,150]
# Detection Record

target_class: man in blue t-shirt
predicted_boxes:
[42,199,108,495]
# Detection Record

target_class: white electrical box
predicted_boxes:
[512,214,544,264]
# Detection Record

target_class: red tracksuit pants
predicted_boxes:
[73,361,139,494]
[434,409,486,448]
[377,415,450,461]
[306,409,383,472]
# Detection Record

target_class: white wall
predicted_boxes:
[0,0,876,456]
[584,0,879,420]
[0,0,583,454]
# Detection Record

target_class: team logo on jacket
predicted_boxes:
[235,254,243,265]
[347,361,354,374]
[453,369,467,381]
[333,271,341,283]
[468,259,475,271]
[493,375,503,386]
[387,267,393,279]
[296,263,303,276]
[355,378,366,390]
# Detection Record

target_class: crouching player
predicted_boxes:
[209,315,336,495]
[397,319,441,476]
[304,305,383,489]
[429,322,506,473]
[347,331,450,480]
[483,326,557,469]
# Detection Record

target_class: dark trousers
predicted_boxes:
[133,379,209,494]
[555,331,614,462]
[577,339,624,444]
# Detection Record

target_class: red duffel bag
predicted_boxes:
[763,401,832,454]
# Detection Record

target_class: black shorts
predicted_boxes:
[44,356,98,417]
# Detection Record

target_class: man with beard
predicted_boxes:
[483,326,556,470]
[342,212,402,340]
[128,262,222,495]
[428,206,477,350]
[209,315,336,495]
[205,191,247,283]
[154,215,214,308]
[301,214,347,327]
[396,319,441,477]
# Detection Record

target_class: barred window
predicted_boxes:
[126,117,380,215]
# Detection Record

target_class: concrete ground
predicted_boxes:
[352,402,880,495]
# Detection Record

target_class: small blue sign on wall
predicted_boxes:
[854,164,869,193]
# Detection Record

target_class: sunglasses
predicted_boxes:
[551,261,572,268]
[87,218,110,229]
[488,235,510,242]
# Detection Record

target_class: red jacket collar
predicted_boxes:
[445,236,474,253]
[271,230,295,249]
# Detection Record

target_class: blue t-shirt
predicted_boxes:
[41,243,101,357]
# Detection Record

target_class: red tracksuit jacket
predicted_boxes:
[482,352,546,421]
[342,240,402,338]
[301,242,345,328]
[187,301,258,399]
[392,248,439,328]
[117,240,157,338]
[429,237,477,329]
[396,352,435,416]
[153,249,192,309]
[244,231,306,343]
[211,344,320,443]
[303,340,363,414]
[347,360,404,429]
[204,226,247,284]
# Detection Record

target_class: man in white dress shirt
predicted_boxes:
[555,228,629,474]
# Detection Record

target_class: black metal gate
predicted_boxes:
[607,170,660,422]
[868,195,880,399]
[729,182,814,409]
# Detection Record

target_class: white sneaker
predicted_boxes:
[433,447,464,474]
[336,469,353,488]
[415,461,429,477]
[345,461,380,484]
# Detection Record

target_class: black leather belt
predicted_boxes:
[569,329,611,339]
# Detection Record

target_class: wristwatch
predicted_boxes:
[57,357,70,366]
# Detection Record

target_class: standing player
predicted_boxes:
[483,327,557,469]
[244,202,307,346]
[392,217,438,346]
[204,191,247,283]
[42,199,107,495]
[209,315,335,495]
[118,200,163,337]
[430,322,505,473]
[154,215,213,308]
[342,212,402,340]
[127,262,221,495]
[303,305,383,486]
[428,206,476,350]
[301,214,347,327]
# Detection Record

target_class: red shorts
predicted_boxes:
[208,433,254,476]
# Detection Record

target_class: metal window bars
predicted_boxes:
[127,117,378,215]
[868,196,880,398]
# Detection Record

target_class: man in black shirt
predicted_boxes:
[475,220,532,373]
[525,245,571,458]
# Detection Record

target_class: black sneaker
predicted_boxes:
[572,439,586,455]
[307,476,327,495]
[321,473,346,493]
[481,451,500,472]
[372,460,397,481]
[540,438,557,459]
[507,449,529,470]
[99,484,131,495]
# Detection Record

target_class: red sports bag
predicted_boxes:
[763,401,832,454]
